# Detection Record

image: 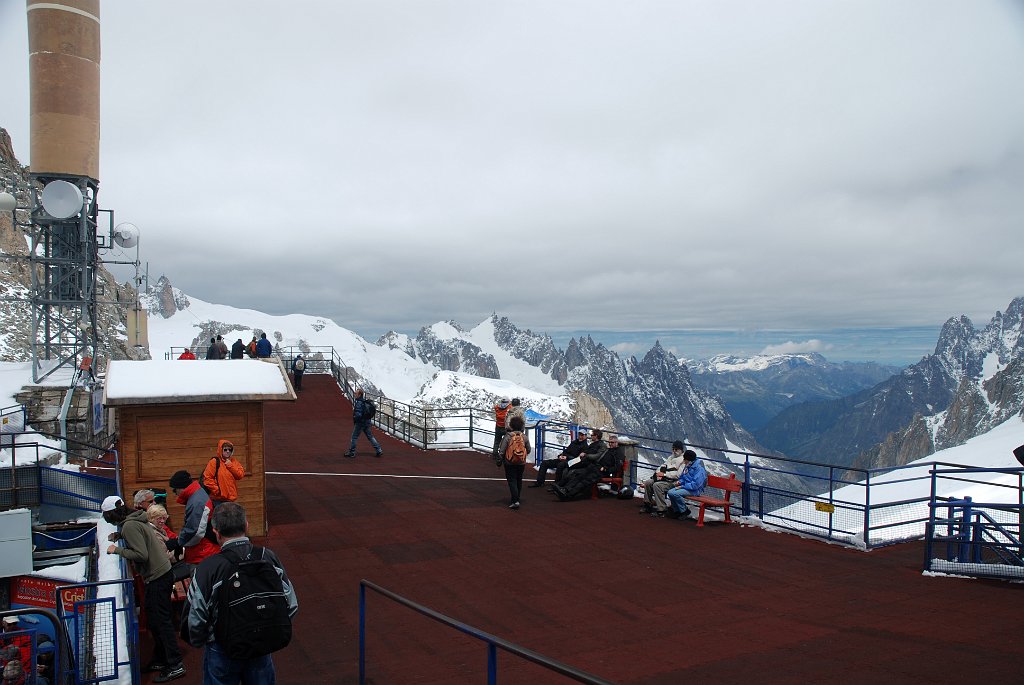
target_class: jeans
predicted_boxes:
[504,463,525,504]
[144,569,182,667]
[349,422,381,454]
[204,642,276,685]
[667,486,698,513]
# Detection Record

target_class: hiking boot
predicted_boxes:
[677,508,692,519]
[665,509,681,519]
[509,501,520,510]
[527,483,544,488]
[374,451,382,458]
[142,661,167,673]
[638,503,653,513]
[153,664,186,683]
[651,510,666,518]
[343,452,355,458]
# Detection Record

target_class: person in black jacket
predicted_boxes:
[230,338,245,359]
[529,430,589,488]
[344,388,382,458]
[552,430,616,500]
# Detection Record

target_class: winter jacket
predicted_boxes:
[256,337,273,357]
[230,339,245,359]
[353,397,374,425]
[661,452,688,480]
[496,430,532,465]
[111,510,171,583]
[677,458,708,495]
[504,405,526,430]
[493,400,512,428]
[175,481,220,564]
[183,537,298,648]
[177,350,196,360]
[202,440,245,502]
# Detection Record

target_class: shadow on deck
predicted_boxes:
[170,375,1024,684]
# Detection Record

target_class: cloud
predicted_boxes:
[2,0,1023,348]
[760,340,834,356]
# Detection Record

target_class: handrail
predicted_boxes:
[359,580,617,685]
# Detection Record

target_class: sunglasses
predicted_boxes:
[223,446,234,452]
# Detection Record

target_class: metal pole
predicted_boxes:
[487,642,498,685]
[358,583,366,684]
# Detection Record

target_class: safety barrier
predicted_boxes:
[163,346,1024,553]
[358,580,615,685]
[57,577,140,685]
[0,607,73,685]
[923,466,1024,580]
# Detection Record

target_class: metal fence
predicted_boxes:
[57,578,139,685]
[162,346,1024,560]
[923,466,1024,581]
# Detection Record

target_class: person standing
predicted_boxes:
[344,388,382,458]
[230,338,245,359]
[102,496,186,682]
[496,415,531,509]
[167,470,220,564]
[246,336,259,358]
[504,398,525,431]
[215,335,229,360]
[183,502,297,685]
[291,355,305,391]
[205,337,220,360]
[202,440,245,504]
[255,333,273,358]
[492,398,512,462]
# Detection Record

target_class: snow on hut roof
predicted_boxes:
[104,359,296,406]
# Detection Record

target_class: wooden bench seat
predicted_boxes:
[684,473,742,527]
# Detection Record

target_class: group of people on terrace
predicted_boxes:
[177,332,275,361]
[492,399,708,515]
[101,438,297,684]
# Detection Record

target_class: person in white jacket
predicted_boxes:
[641,441,690,516]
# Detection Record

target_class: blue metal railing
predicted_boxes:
[923,467,1024,580]
[161,346,1023,553]
[359,580,616,685]
[57,578,140,685]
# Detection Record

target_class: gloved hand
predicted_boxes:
[165,538,181,552]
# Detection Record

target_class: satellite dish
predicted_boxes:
[112,222,140,248]
[40,180,84,219]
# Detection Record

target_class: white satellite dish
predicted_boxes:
[40,180,84,219]
[112,222,140,248]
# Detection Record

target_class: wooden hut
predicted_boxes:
[103,359,295,536]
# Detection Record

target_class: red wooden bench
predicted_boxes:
[591,458,630,499]
[684,473,742,527]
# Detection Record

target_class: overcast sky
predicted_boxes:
[2,1,1023,359]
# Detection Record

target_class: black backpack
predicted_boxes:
[214,546,293,659]
[362,399,376,420]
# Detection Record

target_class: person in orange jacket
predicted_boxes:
[202,440,245,504]
[177,348,196,360]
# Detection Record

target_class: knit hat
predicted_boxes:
[169,470,193,489]
[672,440,685,451]
[100,495,123,512]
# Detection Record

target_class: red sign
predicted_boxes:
[10,576,86,613]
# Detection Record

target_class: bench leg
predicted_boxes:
[590,484,599,500]
[696,504,706,527]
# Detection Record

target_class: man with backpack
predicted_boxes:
[495,415,532,509]
[344,388,382,458]
[291,354,305,391]
[202,440,245,504]
[183,502,297,685]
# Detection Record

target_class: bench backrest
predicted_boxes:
[706,473,742,500]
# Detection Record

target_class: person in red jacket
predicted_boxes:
[177,348,196,360]
[202,440,245,503]
[167,470,219,565]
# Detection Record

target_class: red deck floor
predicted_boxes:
[161,375,1024,684]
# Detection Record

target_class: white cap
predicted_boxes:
[100,495,123,512]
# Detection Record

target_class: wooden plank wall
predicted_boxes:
[116,401,267,537]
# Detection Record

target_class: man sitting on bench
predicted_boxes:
[553,431,620,501]
[529,429,589,488]
[665,450,708,519]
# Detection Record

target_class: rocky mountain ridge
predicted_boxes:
[756,297,1024,471]
[689,352,900,432]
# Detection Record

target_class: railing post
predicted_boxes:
[827,466,835,541]
[487,641,498,685]
[924,467,938,572]
[359,583,366,685]
[958,496,973,562]
[469,412,474,449]
[863,470,871,549]
[742,456,751,517]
